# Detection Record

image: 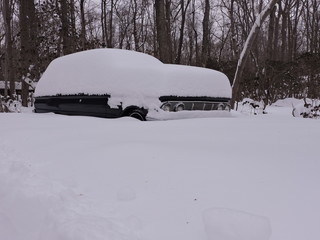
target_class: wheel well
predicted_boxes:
[122,106,147,120]
[122,106,140,116]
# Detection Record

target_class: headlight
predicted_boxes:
[161,103,171,112]
[174,103,185,112]
[217,103,224,110]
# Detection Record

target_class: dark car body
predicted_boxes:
[35,95,230,119]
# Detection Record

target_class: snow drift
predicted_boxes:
[203,208,272,240]
[1,101,320,240]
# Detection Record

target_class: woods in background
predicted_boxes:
[0,0,319,106]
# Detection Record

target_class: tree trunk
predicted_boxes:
[132,0,139,51]
[273,1,280,60]
[19,0,37,106]
[231,0,279,108]
[229,0,237,60]
[70,0,76,49]
[291,0,301,60]
[3,0,15,98]
[155,0,172,63]
[280,1,288,61]
[80,0,86,50]
[202,0,210,66]
[60,0,72,55]
[101,0,108,47]
[267,5,276,60]
[107,0,114,48]
[165,0,173,60]
[191,0,199,66]
[176,0,190,64]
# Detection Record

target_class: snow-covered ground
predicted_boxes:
[1,104,319,240]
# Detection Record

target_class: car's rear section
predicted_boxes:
[34,95,122,118]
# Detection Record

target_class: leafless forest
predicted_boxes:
[1,0,319,107]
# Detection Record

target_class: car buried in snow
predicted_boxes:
[34,49,231,120]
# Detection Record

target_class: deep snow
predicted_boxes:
[1,105,320,240]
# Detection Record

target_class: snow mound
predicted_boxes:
[272,98,304,107]
[292,103,311,118]
[292,101,320,118]
[238,98,264,115]
[35,49,231,106]
[203,208,272,240]
[162,64,231,98]
[147,109,232,120]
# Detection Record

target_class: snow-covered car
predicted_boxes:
[34,49,231,120]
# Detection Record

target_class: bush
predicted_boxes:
[292,99,320,119]
[0,96,22,113]
[239,98,266,115]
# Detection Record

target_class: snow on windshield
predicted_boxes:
[34,49,231,102]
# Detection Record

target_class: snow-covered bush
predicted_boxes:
[7,99,22,113]
[272,98,304,107]
[0,96,22,113]
[239,98,265,115]
[292,99,320,119]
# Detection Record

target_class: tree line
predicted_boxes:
[1,0,319,107]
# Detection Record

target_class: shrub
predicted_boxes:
[292,99,320,119]
[0,96,22,113]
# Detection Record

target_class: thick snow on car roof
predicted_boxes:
[35,49,231,100]
[162,64,231,98]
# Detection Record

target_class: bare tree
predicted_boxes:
[187,0,200,65]
[80,0,87,50]
[229,0,238,60]
[2,0,15,98]
[19,0,37,106]
[0,0,319,106]
[59,0,73,54]
[201,0,210,66]
[108,0,115,48]
[175,0,191,64]
[155,0,172,63]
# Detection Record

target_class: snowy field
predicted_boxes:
[1,103,319,240]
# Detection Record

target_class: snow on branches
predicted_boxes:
[292,99,320,119]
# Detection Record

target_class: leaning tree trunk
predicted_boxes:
[231,0,279,109]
